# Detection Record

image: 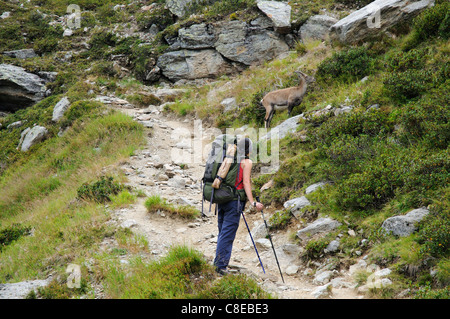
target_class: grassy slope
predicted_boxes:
[0,0,448,299]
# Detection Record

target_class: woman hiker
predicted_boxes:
[213,137,264,275]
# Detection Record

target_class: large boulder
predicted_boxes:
[177,23,216,49]
[381,207,429,237]
[299,15,338,42]
[256,1,292,33]
[297,218,342,243]
[0,64,48,112]
[52,97,71,122]
[330,0,435,44]
[214,20,289,66]
[157,49,235,81]
[283,196,311,218]
[19,126,48,152]
[3,49,38,60]
[259,114,305,141]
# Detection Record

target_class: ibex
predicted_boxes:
[261,70,314,128]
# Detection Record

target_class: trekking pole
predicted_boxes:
[240,208,265,274]
[256,196,285,283]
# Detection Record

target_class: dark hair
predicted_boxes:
[237,137,253,157]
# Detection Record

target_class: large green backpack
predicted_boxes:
[201,134,247,216]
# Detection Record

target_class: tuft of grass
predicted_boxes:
[109,190,137,209]
[145,195,200,219]
[102,245,271,299]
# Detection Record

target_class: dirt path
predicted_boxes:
[113,104,365,299]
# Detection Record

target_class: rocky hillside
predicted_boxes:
[0,0,448,299]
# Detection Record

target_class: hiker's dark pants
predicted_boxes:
[214,200,245,271]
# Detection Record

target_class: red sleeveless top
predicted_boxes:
[235,163,244,190]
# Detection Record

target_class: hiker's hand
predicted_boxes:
[255,202,264,212]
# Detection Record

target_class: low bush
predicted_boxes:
[195,273,272,299]
[88,31,117,59]
[77,176,123,203]
[416,211,450,258]
[311,108,394,147]
[403,1,449,50]
[0,223,31,251]
[268,209,292,230]
[383,69,433,102]
[384,48,427,73]
[398,85,450,149]
[316,47,376,83]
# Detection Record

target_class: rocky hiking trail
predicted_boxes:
[111,103,366,299]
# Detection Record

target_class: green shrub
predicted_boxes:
[336,154,405,210]
[88,31,117,59]
[312,108,394,147]
[403,149,450,193]
[414,285,450,299]
[195,274,271,299]
[33,37,59,54]
[384,48,427,73]
[335,145,449,211]
[316,47,376,83]
[412,2,449,40]
[0,23,24,50]
[77,176,123,203]
[383,69,433,102]
[0,223,32,251]
[304,237,329,259]
[60,100,103,128]
[403,2,449,49]
[398,85,450,149]
[268,209,292,230]
[416,211,450,258]
[135,5,174,30]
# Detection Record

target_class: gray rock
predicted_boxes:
[250,223,268,245]
[255,238,271,250]
[311,283,332,299]
[3,49,38,60]
[157,49,234,81]
[214,20,289,66]
[313,270,333,285]
[381,207,429,237]
[286,265,299,275]
[166,0,195,17]
[0,279,50,299]
[305,181,329,194]
[145,65,160,82]
[0,11,11,19]
[256,1,291,33]
[259,114,305,141]
[0,64,48,112]
[168,175,186,188]
[283,196,310,218]
[19,126,48,152]
[63,28,73,37]
[325,239,340,253]
[178,23,216,49]
[120,219,138,229]
[250,16,274,29]
[52,97,71,122]
[7,120,23,129]
[37,71,58,82]
[221,97,238,112]
[330,0,435,44]
[297,218,342,242]
[299,15,337,41]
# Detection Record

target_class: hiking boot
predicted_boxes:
[215,268,231,277]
